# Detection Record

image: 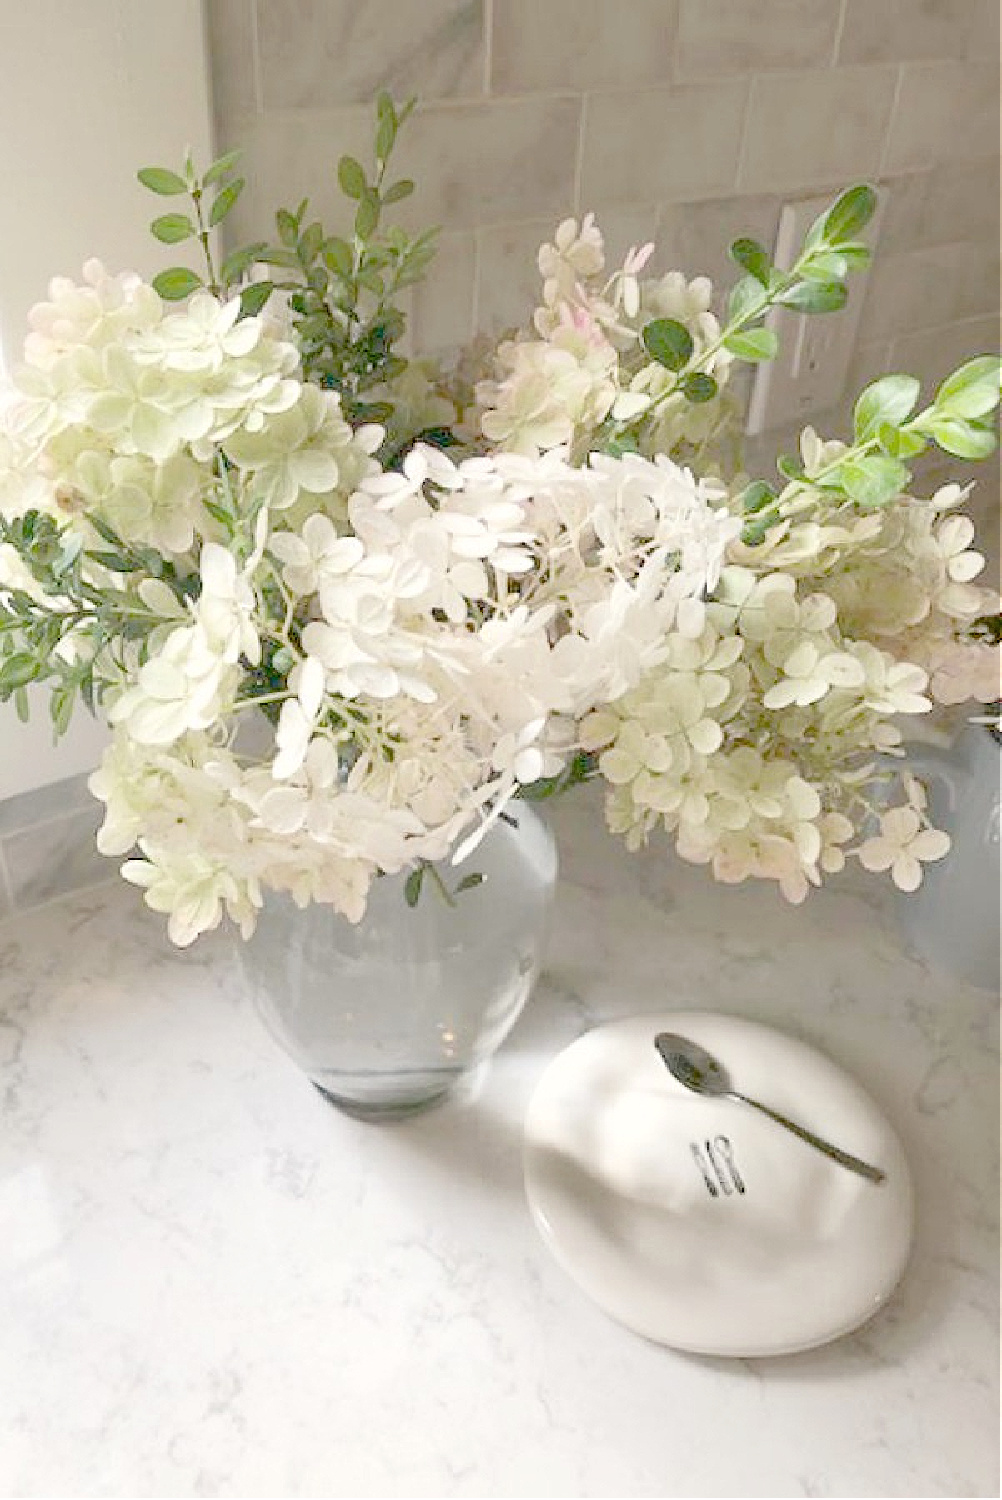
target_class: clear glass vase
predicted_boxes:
[237,804,558,1118]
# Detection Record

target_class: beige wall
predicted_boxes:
[207,0,1000,395]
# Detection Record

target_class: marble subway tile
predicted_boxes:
[255,0,484,109]
[475,219,552,336]
[490,0,676,94]
[882,60,966,175]
[739,65,898,193]
[582,81,747,208]
[475,204,664,336]
[888,314,1002,395]
[879,163,1002,254]
[218,105,381,247]
[964,0,1001,58]
[925,160,1001,246]
[658,193,782,293]
[4,805,110,913]
[393,97,581,231]
[205,0,258,129]
[860,244,967,341]
[674,0,839,77]
[951,241,1002,322]
[837,0,973,63]
[410,230,477,355]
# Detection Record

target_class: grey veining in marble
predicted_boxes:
[0,784,998,1498]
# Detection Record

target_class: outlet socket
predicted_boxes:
[745,191,882,436]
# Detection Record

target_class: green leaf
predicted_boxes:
[137,165,188,196]
[276,209,299,247]
[681,372,718,403]
[727,274,766,324]
[87,514,127,548]
[152,266,203,301]
[202,149,242,188]
[823,184,878,243]
[778,280,848,314]
[928,416,998,460]
[220,241,267,284]
[375,111,396,162]
[354,191,380,240]
[150,212,195,244]
[0,653,40,692]
[455,872,485,894]
[86,550,136,573]
[298,221,324,265]
[934,355,1002,420]
[14,685,30,722]
[338,155,367,200]
[728,237,771,286]
[404,866,424,907]
[50,684,74,737]
[239,281,275,317]
[357,268,384,297]
[723,326,778,362]
[642,318,694,371]
[323,236,355,277]
[382,178,414,206]
[877,422,927,460]
[209,178,244,227]
[835,454,909,509]
[835,242,871,271]
[852,373,921,442]
[777,453,804,481]
[740,518,771,546]
[257,245,300,269]
[800,250,848,280]
[201,498,233,529]
[739,480,776,514]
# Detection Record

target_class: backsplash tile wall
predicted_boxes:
[207,0,999,391]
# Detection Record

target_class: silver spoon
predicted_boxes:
[654,1032,886,1184]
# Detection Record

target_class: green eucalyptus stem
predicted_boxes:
[190,184,222,297]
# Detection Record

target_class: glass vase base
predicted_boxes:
[310,1073,460,1121]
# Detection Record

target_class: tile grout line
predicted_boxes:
[830,0,849,66]
[877,63,906,179]
[249,0,264,116]
[571,93,587,218]
[731,76,755,193]
[470,228,484,338]
[481,0,493,96]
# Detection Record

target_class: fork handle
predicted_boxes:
[734,1091,886,1184]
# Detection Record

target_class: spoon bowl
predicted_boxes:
[654,1030,886,1184]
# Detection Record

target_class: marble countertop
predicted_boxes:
[1,785,998,1499]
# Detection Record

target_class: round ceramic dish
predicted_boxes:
[523,1011,913,1356]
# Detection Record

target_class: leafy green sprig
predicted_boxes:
[139,94,437,428]
[602,185,880,458]
[737,355,1002,543]
[0,511,188,735]
[138,148,252,302]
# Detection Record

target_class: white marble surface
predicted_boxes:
[0,785,998,1499]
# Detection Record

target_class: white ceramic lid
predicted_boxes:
[523,1011,913,1357]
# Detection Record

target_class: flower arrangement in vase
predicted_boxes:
[0,92,998,953]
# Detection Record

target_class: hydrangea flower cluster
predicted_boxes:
[475,215,736,461]
[1,148,999,944]
[0,264,737,943]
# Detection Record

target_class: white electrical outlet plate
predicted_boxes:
[745,191,883,436]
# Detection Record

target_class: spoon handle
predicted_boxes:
[734,1092,886,1184]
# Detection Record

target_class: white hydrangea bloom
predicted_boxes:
[857,806,951,891]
